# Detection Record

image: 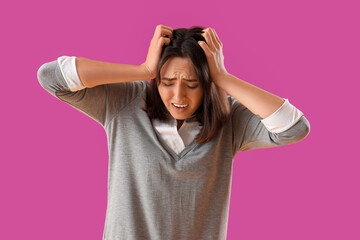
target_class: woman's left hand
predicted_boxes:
[198,28,229,84]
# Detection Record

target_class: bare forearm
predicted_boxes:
[214,73,285,119]
[76,57,152,88]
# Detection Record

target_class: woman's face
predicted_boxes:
[158,57,204,120]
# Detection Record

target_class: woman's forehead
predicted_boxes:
[160,57,196,77]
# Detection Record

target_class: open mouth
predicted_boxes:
[172,103,188,112]
[172,103,188,108]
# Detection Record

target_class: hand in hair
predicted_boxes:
[141,24,173,79]
[197,28,229,83]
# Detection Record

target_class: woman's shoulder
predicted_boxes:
[226,95,251,120]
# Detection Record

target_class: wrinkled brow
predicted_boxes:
[161,77,198,82]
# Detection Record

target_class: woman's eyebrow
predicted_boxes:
[162,78,198,82]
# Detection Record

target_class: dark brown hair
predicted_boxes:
[142,26,230,144]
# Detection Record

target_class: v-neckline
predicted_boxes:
[147,117,199,161]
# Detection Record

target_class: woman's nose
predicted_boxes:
[173,84,186,100]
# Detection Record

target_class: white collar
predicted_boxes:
[151,116,202,154]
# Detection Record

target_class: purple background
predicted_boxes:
[1,0,359,239]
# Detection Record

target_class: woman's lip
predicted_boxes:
[172,103,189,108]
[172,103,188,112]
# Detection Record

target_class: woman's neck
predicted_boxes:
[177,120,184,130]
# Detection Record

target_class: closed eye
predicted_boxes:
[162,83,198,89]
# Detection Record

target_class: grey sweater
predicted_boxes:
[37,60,310,240]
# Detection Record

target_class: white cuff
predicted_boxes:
[57,56,85,92]
[261,98,304,133]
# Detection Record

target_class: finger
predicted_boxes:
[163,29,173,39]
[202,28,216,52]
[208,28,220,49]
[198,40,212,56]
[210,28,222,48]
[162,37,171,45]
[159,37,170,48]
[156,25,173,39]
[158,24,173,32]
[161,27,173,39]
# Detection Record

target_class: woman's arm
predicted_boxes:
[198,27,285,119]
[198,27,310,153]
[37,57,147,128]
[213,73,285,119]
[76,57,152,88]
[75,25,174,88]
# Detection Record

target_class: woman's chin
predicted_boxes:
[170,113,186,120]
[170,110,194,120]
[169,104,192,119]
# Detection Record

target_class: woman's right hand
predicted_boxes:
[140,24,173,79]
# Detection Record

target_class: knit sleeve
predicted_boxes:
[37,56,146,128]
[229,96,310,154]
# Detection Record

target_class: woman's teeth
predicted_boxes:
[173,103,188,108]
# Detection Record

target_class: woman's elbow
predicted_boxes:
[37,60,63,97]
[272,116,311,145]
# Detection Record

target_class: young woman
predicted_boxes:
[37,24,310,240]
